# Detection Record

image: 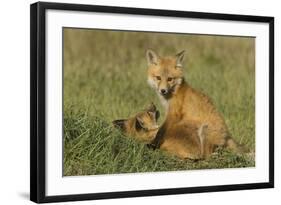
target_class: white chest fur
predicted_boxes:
[147,77,169,113]
[157,93,169,113]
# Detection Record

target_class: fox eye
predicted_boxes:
[155,76,161,80]
[167,77,173,82]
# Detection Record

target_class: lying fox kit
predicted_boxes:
[112,103,160,143]
[113,103,208,159]
[146,49,241,157]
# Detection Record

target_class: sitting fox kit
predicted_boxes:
[146,49,240,158]
[113,103,208,159]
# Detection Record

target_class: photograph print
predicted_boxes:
[63,28,255,176]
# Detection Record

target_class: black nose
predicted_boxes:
[161,89,167,94]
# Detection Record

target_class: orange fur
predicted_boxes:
[113,104,207,159]
[112,103,159,143]
[146,49,239,158]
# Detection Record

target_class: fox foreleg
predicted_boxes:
[147,124,166,150]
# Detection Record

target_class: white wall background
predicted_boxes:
[0,0,279,204]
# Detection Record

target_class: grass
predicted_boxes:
[63,28,255,176]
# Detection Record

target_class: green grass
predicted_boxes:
[63,29,255,176]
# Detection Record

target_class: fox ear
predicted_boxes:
[112,119,127,131]
[135,117,144,131]
[147,102,157,112]
[146,49,159,66]
[147,103,160,121]
[175,50,185,68]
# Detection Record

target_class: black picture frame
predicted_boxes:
[30,1,274,203]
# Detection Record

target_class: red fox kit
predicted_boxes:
[112,103,160,143]
[113,103,208,159]
[146,49,240,158]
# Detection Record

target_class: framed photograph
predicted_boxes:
[30,1,274,203]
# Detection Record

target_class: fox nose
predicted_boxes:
[160,89,168,95]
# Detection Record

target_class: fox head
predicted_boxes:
[112,103,160,143]
[146,49,185,98]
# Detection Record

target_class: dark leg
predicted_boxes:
[147,124,166,150]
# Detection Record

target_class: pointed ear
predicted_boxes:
[147,103,160,121]
[112,119,127,131]
[135,117,144,131]
[146,49,159,66]
[147,102,157,112]
[175,50,185,68]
